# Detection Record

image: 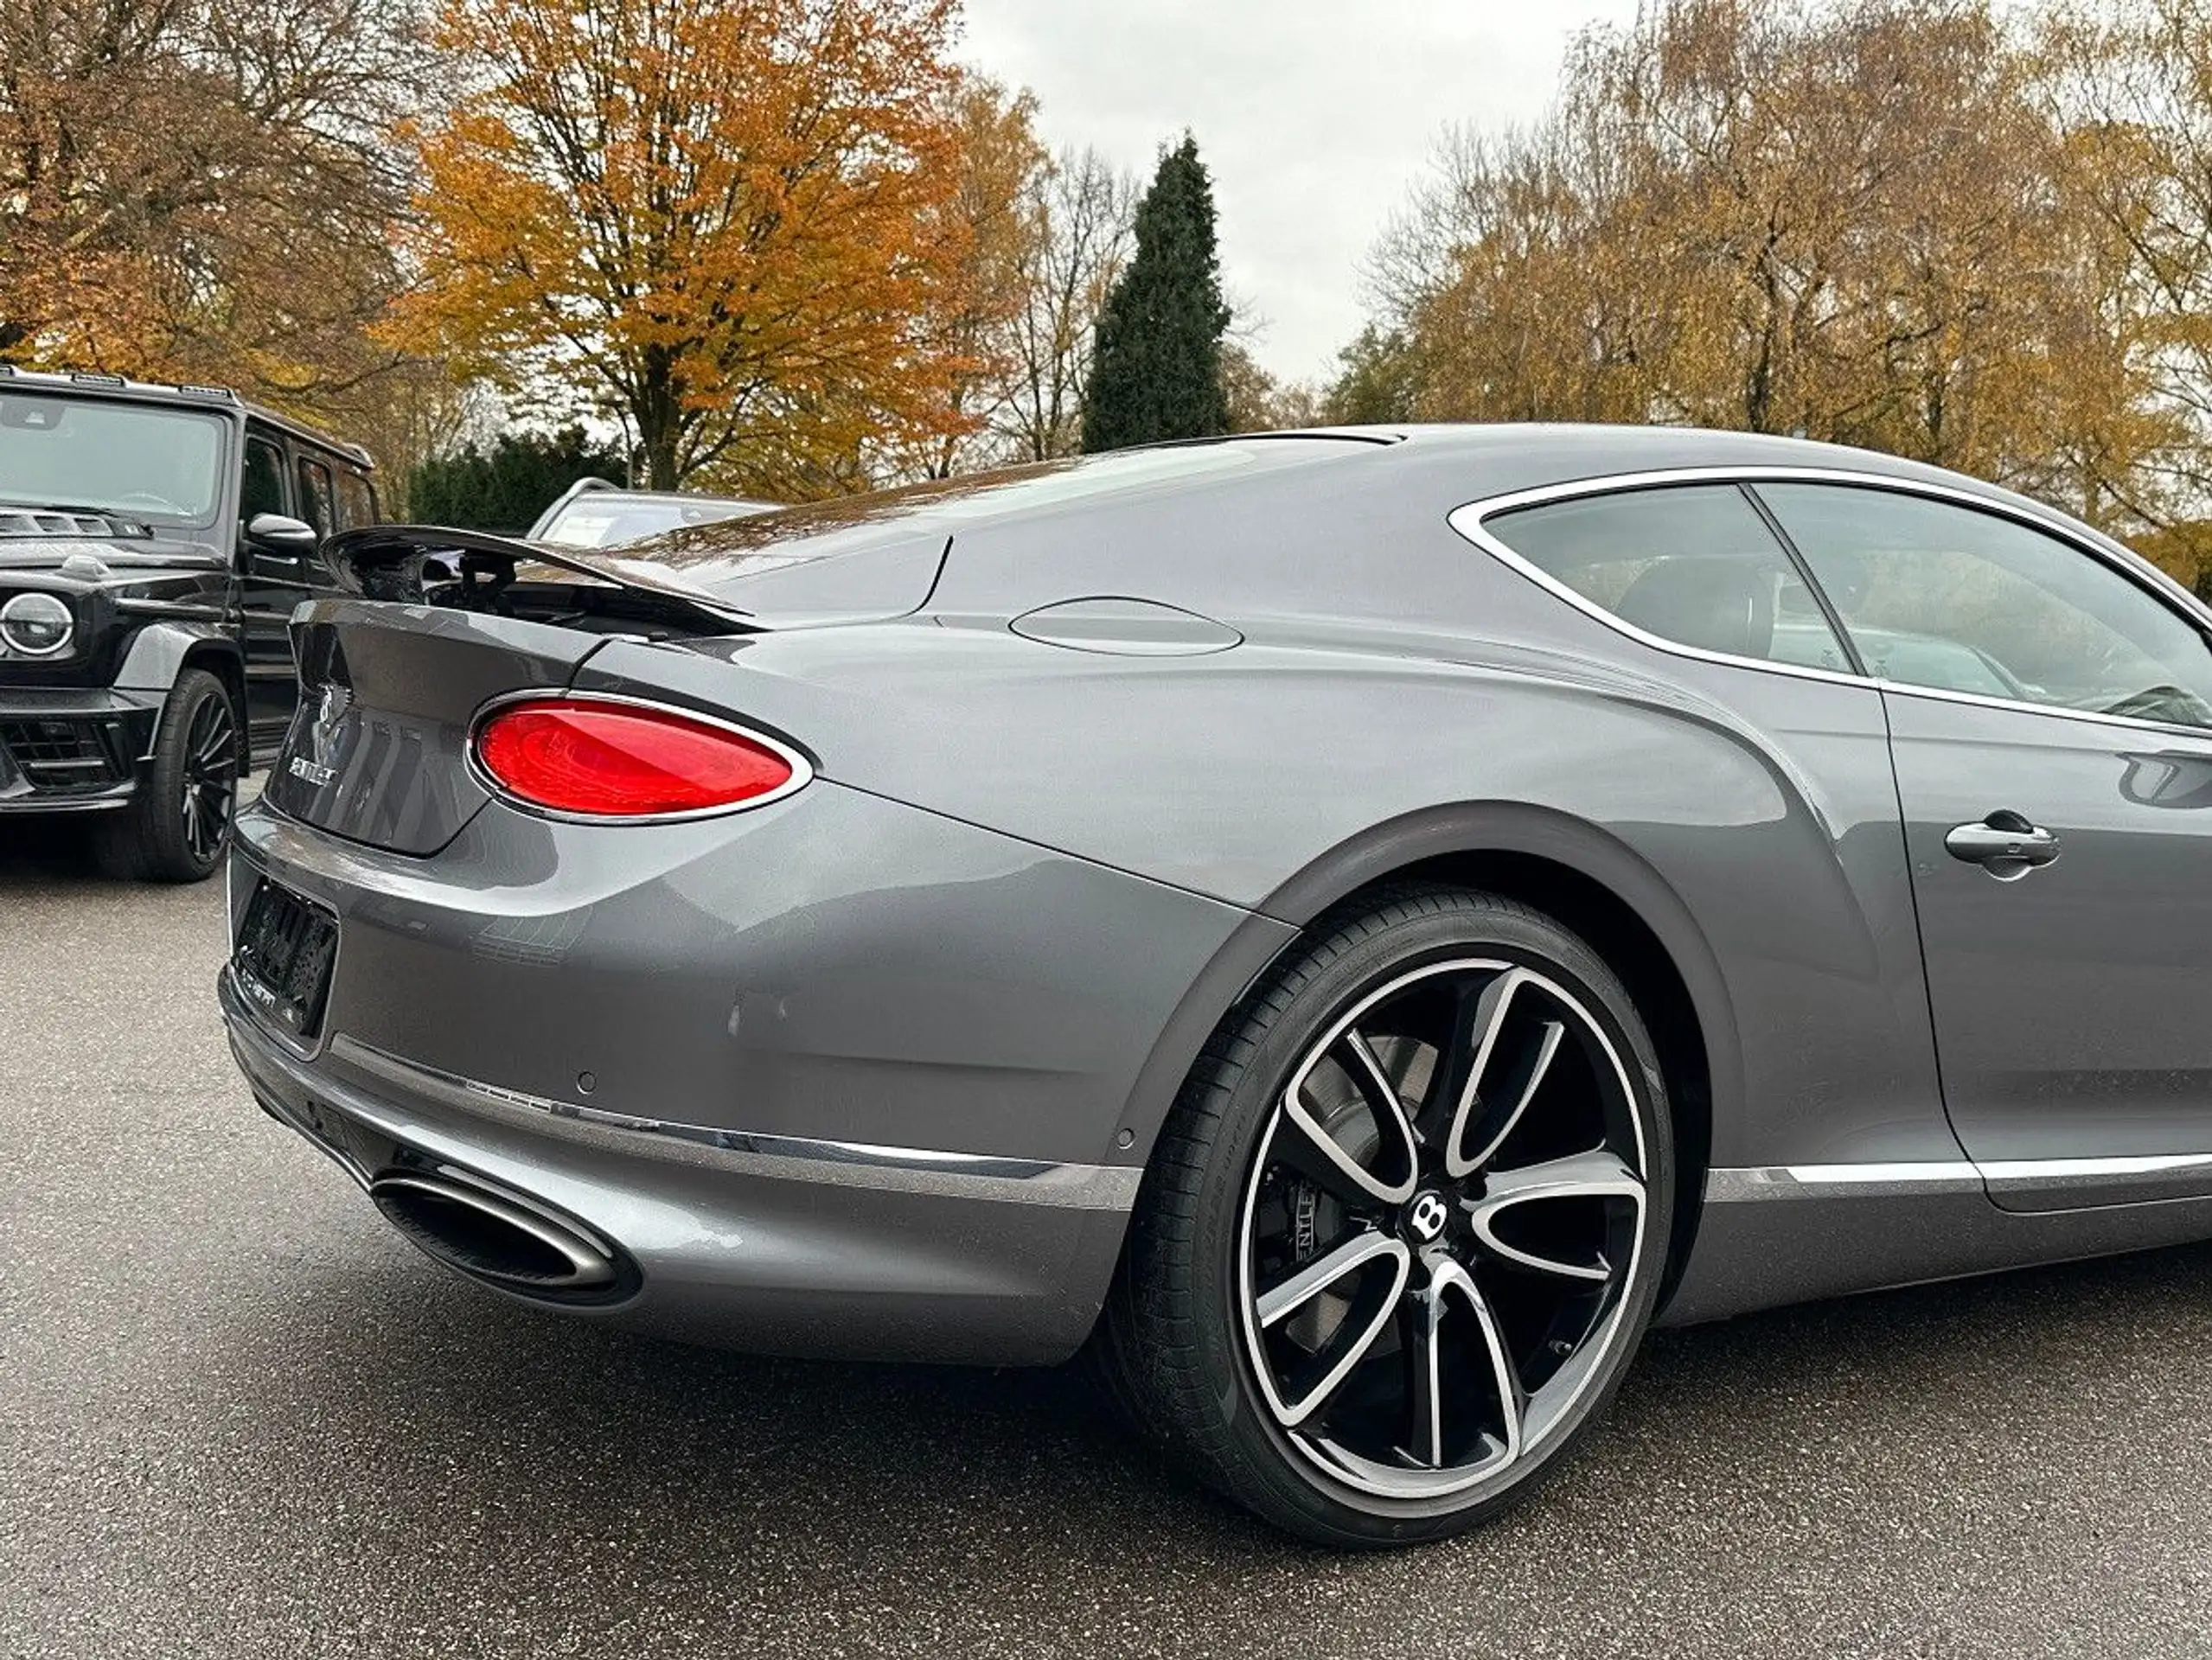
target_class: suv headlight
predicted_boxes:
[0,591,76,658]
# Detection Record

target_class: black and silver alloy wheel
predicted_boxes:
[98,667,240,884]
[178,688,239,869]
[1238,957,1648,1499]
[1100,887,1672,1547]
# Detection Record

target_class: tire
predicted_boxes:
[1096,885,1674,1547]
[98,667,241,884]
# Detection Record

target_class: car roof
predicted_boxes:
[621,423,2025,561]
[516,424,2113,611]
[1320,421,2089,543]
[1359,421,1988,488]
[0,363,374,468]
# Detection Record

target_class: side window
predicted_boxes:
[240,434,286,522]
[1758,484,2212,729]
[1483,483,1851,670]
[335,469,377,530]
[296,456,336,537]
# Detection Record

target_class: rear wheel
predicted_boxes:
[1098,886,1672,1546]
[98,667,240,884]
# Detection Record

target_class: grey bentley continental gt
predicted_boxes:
[220,425,2212,1545]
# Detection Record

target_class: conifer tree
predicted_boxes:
[1081,136,1231,451]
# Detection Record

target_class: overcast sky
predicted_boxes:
[959,0,1646,389]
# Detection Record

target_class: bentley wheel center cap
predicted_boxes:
[1405,1189,1451,1245]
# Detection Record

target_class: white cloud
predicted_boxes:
[958,0,1646,388]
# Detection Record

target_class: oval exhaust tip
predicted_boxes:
[369,1170,623,1298]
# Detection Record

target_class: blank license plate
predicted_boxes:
[233,878,339,1044]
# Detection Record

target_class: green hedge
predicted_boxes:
[406,428,626,533]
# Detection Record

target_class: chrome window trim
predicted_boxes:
[1447,464,2212,742]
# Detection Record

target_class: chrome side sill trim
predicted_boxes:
[1980,1152,2212,1191]
[329,1034,1142,1211]
[1709,1152,2212,1204]
[1705,1163,1984,1202]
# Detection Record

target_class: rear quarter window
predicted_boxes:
[1480,483,1851,670]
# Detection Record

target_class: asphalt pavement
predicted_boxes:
[4,814,2212,1659]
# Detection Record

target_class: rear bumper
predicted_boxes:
[223,971,1137,1362]
[220,781,1281,1364]
[0,687,159,811]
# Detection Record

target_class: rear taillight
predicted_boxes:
[471,697,808,820]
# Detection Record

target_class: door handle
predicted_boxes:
[1945,812,2061,879]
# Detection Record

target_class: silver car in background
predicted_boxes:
[527,477,778,548]
[221,426,2212,1544]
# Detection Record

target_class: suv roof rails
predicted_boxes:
[540,476,625,513]
[0,363,359,462]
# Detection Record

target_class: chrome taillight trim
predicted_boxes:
[465,688,815,826]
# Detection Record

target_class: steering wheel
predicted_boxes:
[112,490,185,513]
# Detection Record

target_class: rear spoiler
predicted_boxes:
[323,524,757,630]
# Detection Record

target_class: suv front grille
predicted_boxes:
[0,718,127,790]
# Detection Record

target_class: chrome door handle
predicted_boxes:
[1945,813,2061,879]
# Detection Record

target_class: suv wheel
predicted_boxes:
[99,667,240,883]
[1096,886,1673,1546]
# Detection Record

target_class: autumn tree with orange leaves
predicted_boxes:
[392,0,977,492]
[1344,0,2212,572]
[0,0,435,435]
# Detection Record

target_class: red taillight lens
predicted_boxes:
[473,698,802,819]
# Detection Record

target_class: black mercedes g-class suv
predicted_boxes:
[0,367,377,881]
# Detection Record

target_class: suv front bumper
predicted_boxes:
[0,687,160,812]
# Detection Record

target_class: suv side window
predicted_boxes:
[1482,483,1851,670]
[296,455,337,536]
[241,433,286,523]
[335,469,376,530]
[1757,483,2212,729]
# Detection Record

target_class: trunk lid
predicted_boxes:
[264,602,600,855]
[271,520,943,855]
